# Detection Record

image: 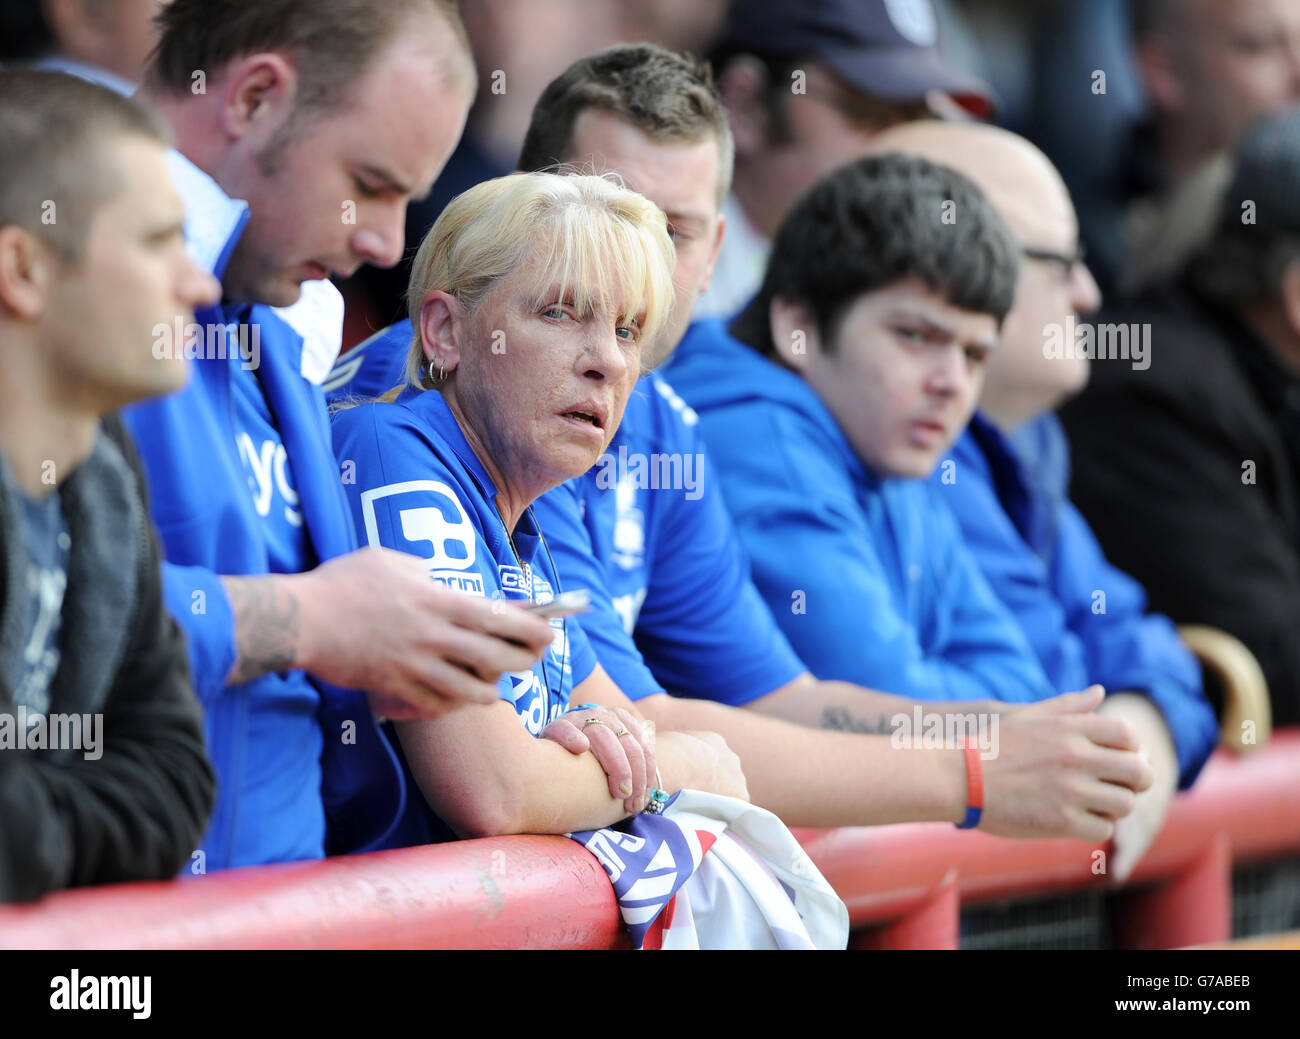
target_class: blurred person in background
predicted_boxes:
[329,43,1157,845]
[0,0,168,94]
[930,0,1038,133]
[0,70,215,902]
[868,120,1218,879]
[1114,0,1300,295]
[696,0,993,320]
[1063,107,1300,729]
[120,0,556,871]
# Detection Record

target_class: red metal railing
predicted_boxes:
[3,731,1298,949]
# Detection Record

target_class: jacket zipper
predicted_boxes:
[504,529,533,602]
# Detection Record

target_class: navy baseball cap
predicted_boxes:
[720,0,995,118]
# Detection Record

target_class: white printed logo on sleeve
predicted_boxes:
[360,480,485,595]
[508,666,566,735]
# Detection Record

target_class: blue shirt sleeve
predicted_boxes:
[915,488,1059,701]
[940,423,1216,788]
[120,398,245,707]
[701,404,1052,702]
[157,562,237,706]
[935,438,1087,691]
[1051,501,1218,788]
[533,479,668,702]
[323,320,414,404]
[630,425,805,705]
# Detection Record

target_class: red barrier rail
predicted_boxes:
[3,731,1299,949]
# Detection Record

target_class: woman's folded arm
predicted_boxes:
[397,698,632,837]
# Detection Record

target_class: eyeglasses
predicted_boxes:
[1022,242,1087,278]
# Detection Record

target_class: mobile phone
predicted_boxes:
[525,589,592,619]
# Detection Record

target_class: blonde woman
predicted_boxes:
[332,172,748,843]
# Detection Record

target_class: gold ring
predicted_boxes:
[581,717,609,731]
[614,728,631,738]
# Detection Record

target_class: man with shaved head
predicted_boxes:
[864,120,1217,878]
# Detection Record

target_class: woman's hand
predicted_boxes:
[658,730,750,802]
[542,705,657,814]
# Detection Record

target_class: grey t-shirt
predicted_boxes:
[11,489,69,717]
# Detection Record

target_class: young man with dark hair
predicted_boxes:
[668,152,1070,703]
[330,44,1155,843]
[121,0,555,870]
[865,119,1218,879]
[0,69,217,902]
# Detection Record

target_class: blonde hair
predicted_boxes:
[391,171,676,394]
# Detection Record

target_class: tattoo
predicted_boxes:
[821,706,892,734]
[223,576,300,683]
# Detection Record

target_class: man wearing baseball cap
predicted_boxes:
[697,0,994,320]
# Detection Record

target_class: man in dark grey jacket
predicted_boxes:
[1064,107,1300,727]
[0,69,219,902]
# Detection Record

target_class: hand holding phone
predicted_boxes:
[525,589,591,619]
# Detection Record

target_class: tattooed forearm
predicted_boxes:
[222,575,301,684]
[820,706,893,734]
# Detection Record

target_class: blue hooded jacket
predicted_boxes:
[323,320,412,403]
[935,413,1217,787]
[121,155,406,869]
[662,320,1055,702]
